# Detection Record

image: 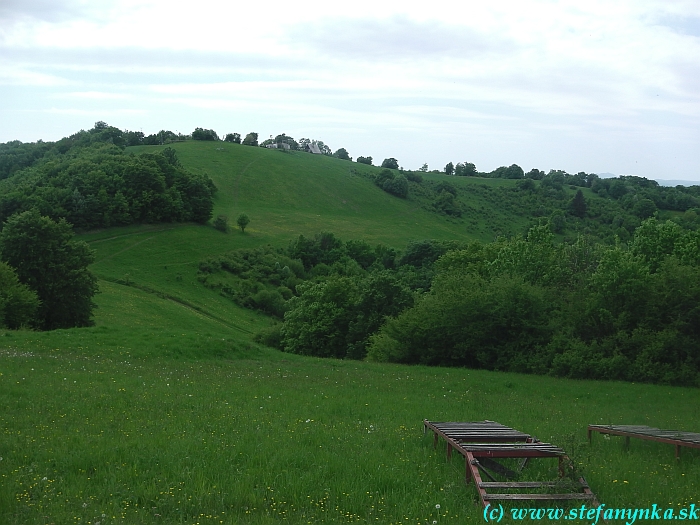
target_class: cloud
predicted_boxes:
[53,91,131,100]
[0,0,109,23]
[46,107,146,116]
[0,62,71,86]
[286,16,514,61]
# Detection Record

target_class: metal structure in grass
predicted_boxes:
[588,424,700,459]
[424,420,600,509]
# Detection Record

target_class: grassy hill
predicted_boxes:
[2,141,699,524]
[128,141,497,245]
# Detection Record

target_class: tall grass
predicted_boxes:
[1,142,698,524]
[2,329,699,524]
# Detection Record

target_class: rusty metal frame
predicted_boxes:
[425,420,600,509]
[588,424,700,459]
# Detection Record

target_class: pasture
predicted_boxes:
[2,142,699,524]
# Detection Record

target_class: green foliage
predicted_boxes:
[224,132,241,143]
[0,210,98,330]
[0,142,216,228]
[368,272,552,368]
[444,162,454,175]
[491,164,524,179]
[516,178,536,191]
[213,214,228,232]
[242,132,258,146]
[380,158,399,170]
[191,127,219,141]
[0,261,39,329]
[333,147,351,161]
[236,213,250,232]
[549,209,566,233]
[356,156,372,165]
[634,197,657,219]
[454,162,477,176]
[569,189,587,218]
[368,222,700,386]
[0,140,53,180]
[405,172,423,183]
[374,169,408,198]
[281,271,412,359]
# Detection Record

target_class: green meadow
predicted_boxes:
[2,143,699,524]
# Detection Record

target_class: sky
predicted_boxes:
[1,0,700,181]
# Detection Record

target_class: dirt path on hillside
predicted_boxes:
[98,276,254,334]
[233,159,257,208]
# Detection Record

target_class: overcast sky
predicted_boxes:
[1,0,700,180]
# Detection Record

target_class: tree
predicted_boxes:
[356,156,373,165]
[0,210,98,330]
[192,127,219,141]
[224,133,241,143]
[381,158,399,170]
[242,132,258,146]
[274,134,299,150]
[444,162,454,175]
[374,169,408,198]
[569,189,587,218]
[281,272,412,359]
[333,148,351,161]
[633,198,657,219]
[549,209,566,233]
[0,261,39,329]
[516,178,536,191]
[454,162,477,176]
[492,164,524,179]
[236,213,250,232]
[419,163,428,172]
[213,214,228,232]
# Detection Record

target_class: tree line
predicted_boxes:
[0,123,217,230]
[197,220,700,386]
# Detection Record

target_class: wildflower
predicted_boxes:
[436,504,441,509]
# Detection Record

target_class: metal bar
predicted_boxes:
[466,452,489,508]
[588,425,700,454]
[486,493,596,501]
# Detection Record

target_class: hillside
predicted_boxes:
[2,138,700,524]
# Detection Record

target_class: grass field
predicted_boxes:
[3,326,699,524]
[2,142,699,524]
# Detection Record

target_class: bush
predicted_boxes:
[253,323,284,349]
[374,169,408,198]
[192,127,219,141]
[0,261,39,329]
[213,215,228,232]
[381,158,399,169]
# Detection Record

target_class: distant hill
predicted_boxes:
[597,172,700,187]
[656,179,700,187]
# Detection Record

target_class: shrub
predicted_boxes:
[213,215,228,232]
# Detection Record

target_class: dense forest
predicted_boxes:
[0,122,216,229]
[200,220,700,386]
